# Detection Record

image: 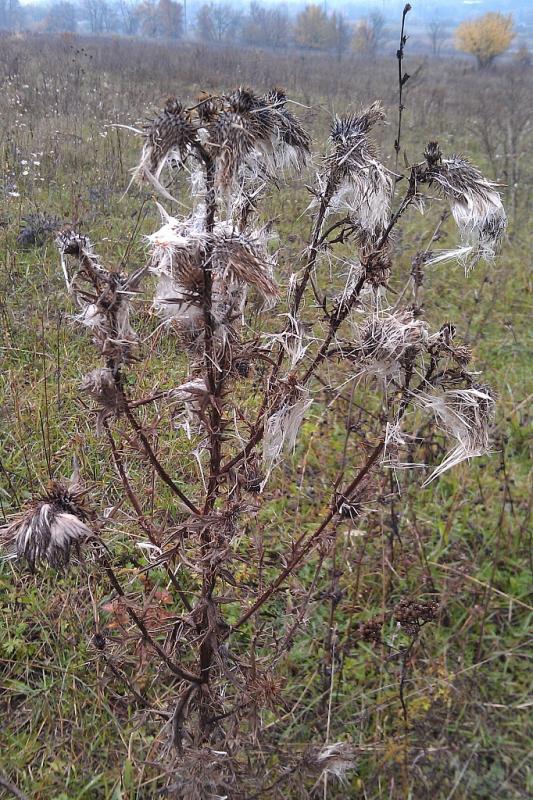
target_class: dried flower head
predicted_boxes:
[428,323,472,366]
[244,668,285,710]
[1,481,92,569]
[213,227,279,306]
[263,387,312,473]
[208,107,255,192]
[259,87,311,173]
[17,212,59,249]
[80,367,124,434]
[415,384,495,484]
[357,618,383,645]
[204,87,310,193]
[349,308,428,383]
[57,232,144,366]
[133,98,197,199]
[425,148,506,268]
[239,457,264,494]
[394,597,439,637]
[306,741,357,783]
[338,499,365,520]
[326,102,393,236]
[149,210,277,347]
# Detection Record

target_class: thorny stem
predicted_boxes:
[300,272,366,384]
[120,397,200,516]
[229,441,384,634]
[393,4,412,185]
[103,419,192,612]
[377,170,417,250]
[100,553,201,684]
[194,145,227,725]
[290,186,333,317]
[318,216,354,248]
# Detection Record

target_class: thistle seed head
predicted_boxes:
[326,102,392,237]
[331,101,386,143]
[415,384,495,484]
[351,309,429,382]
[264,86,287,107]
[425,153,506,267]
[306,741,357,783]
[195,92,219,122]
[57,233,142,367]
[17,213,59,249]
[423,140,442,168]
[145,98,197,174]
[1,481,92,570]
[263,387,312,473]
[227,86,260,115]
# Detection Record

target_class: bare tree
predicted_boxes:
[241,1,290,50]
[116,0,139,35]
[0,0,23,30]
[196,2,240,44]
[331,11,352,62]
[353,11,387,60]
[136,0,183,39]
[45,1,77,32]
[428,20,447,57]
[83,0,112,33]
[157,0,183,40]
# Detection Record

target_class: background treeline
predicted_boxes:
[0,0,531,60]
[0,0,413,58]
[0,18,532,798]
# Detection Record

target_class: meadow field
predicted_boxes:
[0,31,531,799]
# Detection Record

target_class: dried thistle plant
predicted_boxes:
[2,48,507,796]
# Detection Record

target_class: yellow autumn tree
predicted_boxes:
[294,4,335,51]
[455,12,514,69]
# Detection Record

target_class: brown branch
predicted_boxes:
[0,775,29,800]
[227,350,436,636]
[194,143,226,712]
[290,187,332,317]
[229,440,384,634]
[103,419,193,612]
[393,4,412,181]
[121,399,201,516]
[100,553,201,684]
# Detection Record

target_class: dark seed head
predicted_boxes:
[93,633,106,650]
